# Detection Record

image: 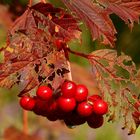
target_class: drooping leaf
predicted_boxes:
[98,0,140,29]
[61,0,140,47]
[0,3,80,95]
[89,49,140,134]
[62,0,116,47]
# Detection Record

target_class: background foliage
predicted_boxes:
[0,0,140,140]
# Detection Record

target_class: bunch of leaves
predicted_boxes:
[61,0,140,47]
[0,2,80,96]
[61,0,140,133]
[0,0,140,135]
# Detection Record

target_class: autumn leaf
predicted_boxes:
[62,0,140,47]
[62,0,116,47]
[0,3,80,96]
[71,63,100,94]
[88,49,140,134]
[98,0,140,29]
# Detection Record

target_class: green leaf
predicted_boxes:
[89,49,140,134]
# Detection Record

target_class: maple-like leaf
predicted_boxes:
[98,0,140,29]
[88,49,140,134]
[0,3,80,96]
[62,0,117,47]
[62,0,140,47]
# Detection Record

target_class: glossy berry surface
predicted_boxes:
[33,97,48,116]
[36,85,53,100]
[54,39,65,50]
[93,100,108,115]
[75,84,88,102]
[87,114,104,128]
[88,95,102,103]
[20,96,35,111]
[61,81,77,98]
[47,100,58,113]
[46,112,58,121]
[77,102,93,117]
[57,97,76,112]
[64,113,86,126]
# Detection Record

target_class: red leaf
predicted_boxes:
[98,0,140,29]
[0,3,81,95]
[31,2,81,42]
[62,0,116,47]
[62,0,140,47]
[89,49,140,134]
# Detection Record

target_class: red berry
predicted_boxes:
[87,114,104,128]
[61,81,77,98]
[57,97,76,112]
[54,39,65,50]
[36,85,53,100]
[88,95,102,103]
[20,96,35,111]
[33,97,48,116]
[75,84,88,102]
[47,99,58,113]
[46,111,59,121]
[77,102,93,117]
[64,113,86,126]
[92,100,108,115]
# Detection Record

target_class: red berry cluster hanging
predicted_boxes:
[19,81,108,128]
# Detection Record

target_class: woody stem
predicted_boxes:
[23,109,28,134]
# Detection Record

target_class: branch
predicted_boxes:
[40,0,46,3]
[28,0,32,7]
[23,110,28,134]
[67,48,89,59]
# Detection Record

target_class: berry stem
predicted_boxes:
[40,0,46,3]
[67,48,89,59]
[28,0,32,7]
[23,109,28,134]
[67,60,72,81]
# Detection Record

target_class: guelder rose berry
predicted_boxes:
[88,94,102,103]
[57,97,76,112]
[77,102,93,117]
[75,84,88,102]
[93,100,108,115]
[20,96,35,111]
[36,85,53,100]
[87,114,104,128]
[61,81,77,98]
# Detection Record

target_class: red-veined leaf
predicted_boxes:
[62,0,140,47]
[89,49,140,134]
[62,0,116,47]
[0,2,80,95]
[98,0,140,29]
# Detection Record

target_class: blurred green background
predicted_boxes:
[0,0,140,140]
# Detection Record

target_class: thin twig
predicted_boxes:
[67,60,72,81]
[67,48,89,59]
[23,109,28,135]
[28,0,33,7]
[40,0,46,3]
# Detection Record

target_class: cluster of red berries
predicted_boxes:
[19,81,108,128]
